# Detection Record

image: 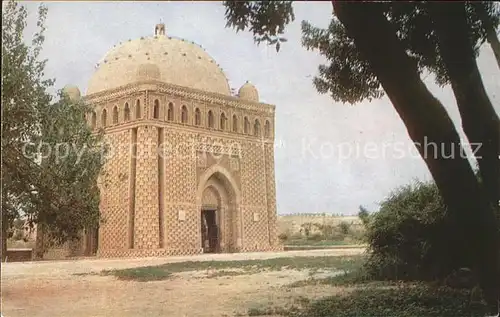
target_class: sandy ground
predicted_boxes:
[1,248,364,317]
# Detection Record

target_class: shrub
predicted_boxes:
[363,180,471,281]
[358,205,371,226]
[12,230,25,241]
[278,232,289,241]
[308,233,324,241]
[338,221,351,235]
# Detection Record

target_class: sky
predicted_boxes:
[23,1,500,215]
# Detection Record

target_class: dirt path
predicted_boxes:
[2,249,364,317]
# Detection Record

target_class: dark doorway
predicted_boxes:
[201,209,219,253]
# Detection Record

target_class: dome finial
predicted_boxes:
[155,22,166,36]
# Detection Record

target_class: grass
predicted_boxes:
[277,267,492,317]
[285,284,491,317]
[285,239,354,246]
[255,270,491,317]
[106,266,172,281]
[101,255,365,282]
[286,269,369,288]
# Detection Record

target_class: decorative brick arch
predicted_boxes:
[197,164,242,251]
[196,164,241,205]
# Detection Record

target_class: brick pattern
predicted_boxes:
[43,81,281,258]
[99,131,130,250]
[241,206,269,250]
[164,129,198,249]
[240,142,266,206]
[134,126,159,249]
[164,205,200,250]
[265,143,280,247]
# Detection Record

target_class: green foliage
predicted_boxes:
[28,94,106,246]
[223,1,294,52]
[302,2,499,103]
[283,220,365,246]
[362,181,471,281]
[1,0,106,253]
[287,284,491,317]
[108,267,172,282]
[338,221,351,235]
[223,1,499,103]
[2,1,52,227]
[357,205,371,227]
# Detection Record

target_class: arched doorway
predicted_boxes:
[198,166,241,253]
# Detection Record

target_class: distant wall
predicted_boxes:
[277,213,362,235]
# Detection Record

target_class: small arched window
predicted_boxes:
[124,103,130,121]
[181,105,188,123]
[220,112,227,131]
[101,108,107,128]
[91,111,97,129]
[264,120,271,137]
[195,108,201,126]
[167,102,174,121]
[244,116,250,134]
[208,110,214,128]
[232,115,238,132]
[153,99,160,119]
[112,106,119,124]
[254,119,261,137]
[135,100,141,119]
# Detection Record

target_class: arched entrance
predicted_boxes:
[198,165,241,253]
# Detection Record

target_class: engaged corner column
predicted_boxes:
[133,125,160,249]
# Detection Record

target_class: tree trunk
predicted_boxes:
[428,2,500,214]
[487,27,500,70]
[2,213,8,262]
[333,2,500,311]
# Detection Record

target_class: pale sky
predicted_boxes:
[24,1,500,215]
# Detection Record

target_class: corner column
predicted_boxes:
[134,125,160,249]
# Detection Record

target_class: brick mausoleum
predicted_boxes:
[38,23,282,259]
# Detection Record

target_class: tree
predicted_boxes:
[301,2,500,212]
[30,92,105,257]
[223,1,499,310]
[357,205,371,227]
[1,0,105,260]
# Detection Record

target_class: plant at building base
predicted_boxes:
[1,0,106,260]
[223,1,500,312]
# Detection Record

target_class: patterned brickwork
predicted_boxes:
[134,125,159,249]
[241,206,269,249]
[164,129,197,203]
[43,75,280,258]
[265,143,280,247]
[99,131,131,250]
[240,142,267,207]
[163,129,198,249]
[164,204,200,250]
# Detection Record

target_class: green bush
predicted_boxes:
[278,232,289,241]
[364,180,471,281]
[338,221,351,235]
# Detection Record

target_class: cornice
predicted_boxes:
[102,120,275,144]
[84,80,276,114]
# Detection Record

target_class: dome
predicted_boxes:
[62,85,81,101]
[238,81,259,102]
[87,24,231,96]
[136,63,161,81]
